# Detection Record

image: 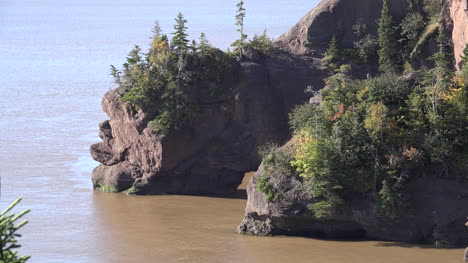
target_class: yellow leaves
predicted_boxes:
[290,131,320,178]
[364,102,389,141]
[441,75,466,103]
[152,38,169,52]
[357,87,369,101]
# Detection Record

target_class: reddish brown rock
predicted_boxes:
[449,0,468,72]
[238,163,468,246]
[90,52,324,194]
[275,0,407,56]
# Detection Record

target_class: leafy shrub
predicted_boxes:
[353,34,378,63]
[256,175,279,203]
[289,103,317,132]
[290,60,467,218]
[260,144,295,176]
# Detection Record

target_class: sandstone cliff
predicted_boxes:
[275,0,408,56]
[237,164,468,246]
[450,0,468,71]
[91,52,324,194]
[236,0,468,247]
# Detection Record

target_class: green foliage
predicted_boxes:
[0,198,30,263]
[245,29,274,53]
[290,59,467,218]
[111,16,238,136]
[323,35,340,62]
[260,143,295,176]
[231,1,247,57]
[98,185,119,193]
[376,179,408,218]
[352,22,378,63]
[422,0,443,22]
[378,0,401,73]
[289,103,317,132]
[308,200,336,219]
[256,175,279,203]
[461,44,468,80]
[400,12,426,51]
[354,34,378,63]
[171,12,189,53]
[198,32,210,54]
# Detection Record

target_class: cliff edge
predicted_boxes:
[90,51,324,194]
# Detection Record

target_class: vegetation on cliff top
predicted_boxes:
[266,0,468,219]
[110,2,273,136]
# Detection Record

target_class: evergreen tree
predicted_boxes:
[425,30,453,114]
[323,35,340,62]
[198,32,211,53]
[0,198,30,262]
[431,30,452,80]
[231,1,247,58]
[461,43,468,65]
[151,20,162,40]
[171,12,189,54]
[377,0,400,73]
[461,43,468,79]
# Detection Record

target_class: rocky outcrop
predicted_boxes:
[236,0,468,247]
[90,52,324,194]
[449,0,468,72]
[237,165,468,246]
[275,0,408,56]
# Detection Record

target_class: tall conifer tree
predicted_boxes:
[231,1,247,58]
[377,0,400,72]
[171,12,189,54]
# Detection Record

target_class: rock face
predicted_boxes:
[236,0,468,247]
[90,52,324,194]
[237,165,468,246]
[449,0,468,72]
[275,0,408,56]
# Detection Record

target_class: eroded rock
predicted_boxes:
[275,0,408,56]
[449,0,468,72]
[237,164,468,246]
[90,52,324,194]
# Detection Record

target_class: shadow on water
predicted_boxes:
[375,241,462,249]
[210,189,247,200]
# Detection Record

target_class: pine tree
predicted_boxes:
[377,0,400,73]
[151,20,162,40]
[231,1,247,58]
[324,35,340,62]
[461,43,468,79]
[426,29,453,114]
[171,12,189,54]
[0,198,30,262]
[431,30,452,80]
[198,32,210,53]
[461,43,468,65]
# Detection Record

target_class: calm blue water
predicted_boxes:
[0,1,320,262]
